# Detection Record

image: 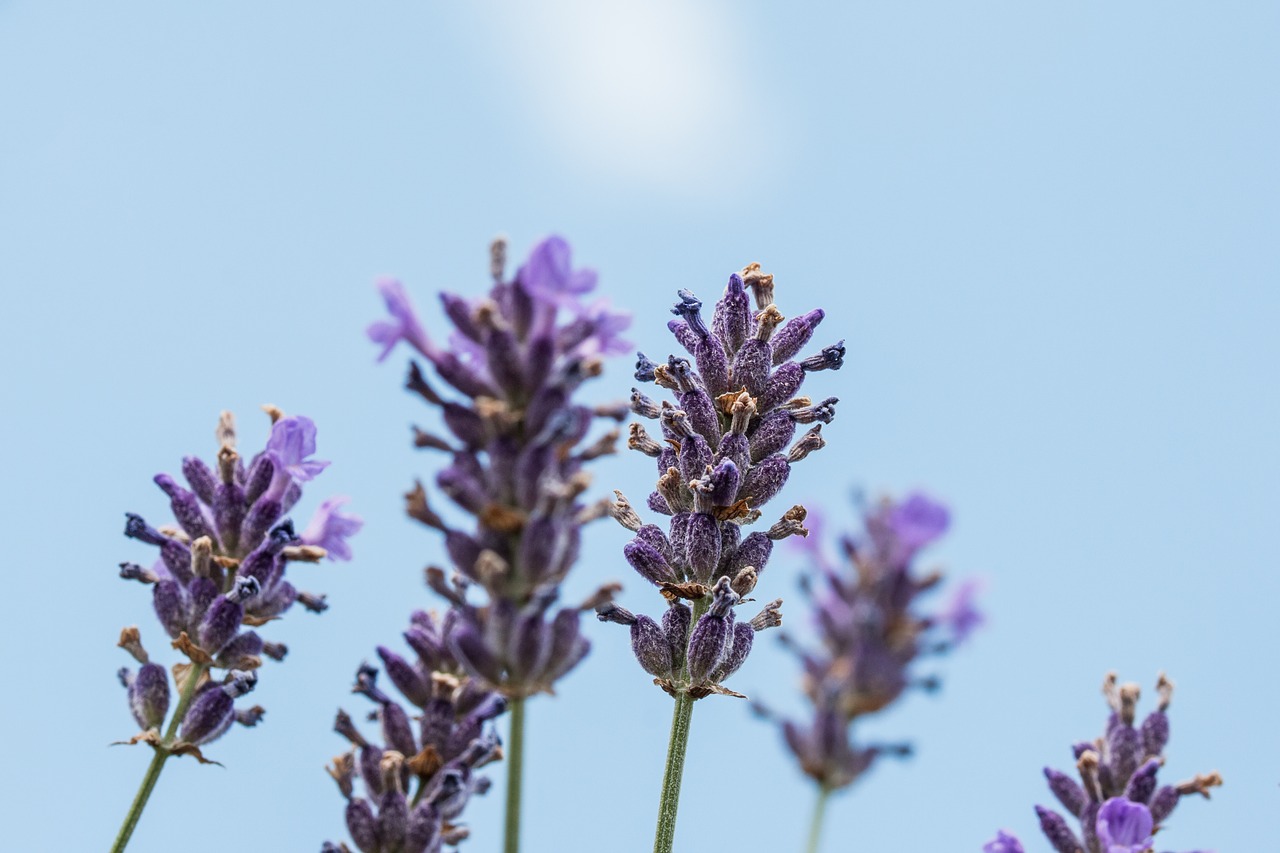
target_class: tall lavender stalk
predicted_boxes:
[596,265,843,853]
[110,409,360,851]
[754,493,981,852]
[984,673,1222,853]
[367,235,629,853]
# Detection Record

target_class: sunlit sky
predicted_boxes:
[2,2,1277,851]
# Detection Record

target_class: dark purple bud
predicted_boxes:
[240,497,285,555]
[377,790,410,849]
[1148,785,1179,823]
[334,709,367,747]
[344,798,379,853]
[406,801,442,853]
[635,352,659,382]
[377,646,431,708]
[1124,758,1160,804]
[243,454,276,504]
[667,319,700,354]
[127,663,170,729]
[1140,710,1169,757]
[1033,805,1083,853]
[685,512,722,583]
[1107,723,1141,787]
[440,291,482,342]
[403,627,444,672]
[713,274,752,354]
[758,361,805,413]
[450,622,506,686]
[703,458,741,507]
[180,670,255,745]
[710,622,754,682]
[198,587,252,656]
[678,390,721,448]
[662,602,692,672]
[441,402,486,449]
[154,474,217,545]
[353,662,394,706]
[537,606,591,685]
[507,595,556,681]
[124,512,165,546]
[771,308,825,365]
[437,466,487,516]
[800,340,845,372]
[732,342,770,400]
[717,432,750,474]
[381,701,418,757]
[731,531,773,577]
[634,523,672,560]
[625,538,678,586]
[181,456,217,505]
[212,481,247,555]
[739,454,791,508]
[215,630,264,668]
[686,579,738,683]
[152,580,187,639]
[677,433,714,484]
[357,744,385,797]
[485,326,527,397]
[748,410,797,463]
[445,531,483,580]
[694,335,731,397]
[630,614,674,677]
[1044,767,1088,817]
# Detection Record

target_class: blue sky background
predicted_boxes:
[2,2,1277,851]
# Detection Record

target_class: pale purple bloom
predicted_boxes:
[266,415,330,482]
[1096,798,1154,853]
[301,496,363,561]
[983,831,1026,853]
[519,234,598,307]
[574,297,633,356]
[367,277,435,362]
[940,576,986,646]
[884,491,949,558]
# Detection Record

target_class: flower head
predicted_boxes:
[373,235,628,699]
[117,409,356,752]
[601,263,845,701]
[992,673,1221,853]
[758,492,977,791]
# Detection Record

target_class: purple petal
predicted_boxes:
[300,496,364,561]
[367,278,434,361]
[266,416,330,483]
[1095,797,1154,851]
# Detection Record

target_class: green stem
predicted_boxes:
[804,786,831,853]
[652,691,696,853]
[110,661,208,853]
[503,696,526,853]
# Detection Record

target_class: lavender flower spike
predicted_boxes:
[756,492,979,852]
[110,409,359,852]
[600,263,844,853]
[368,236,628,853]
[325,610,504,853]
[987,673,1221,853]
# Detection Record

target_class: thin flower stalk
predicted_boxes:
[368,235,629,853]
[754,493,980,851]
[596,265,844,853]
[111,409,360,851]
[984,673,1222,853]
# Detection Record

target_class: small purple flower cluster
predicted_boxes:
[116,409,360,751]
[598,265,842,699]
[761,493,979,791]
[367,234,629,698]
[323,609,505,853]
[985,673,1221,853]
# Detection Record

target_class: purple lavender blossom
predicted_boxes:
[368,235,628,699]
[325,609,504,853]
[302,496,364,561]
[757,492,978,792]
[117,409,358,750]
[989,673,1221,853]
[983,832,1026,853]
[600,264,842,700]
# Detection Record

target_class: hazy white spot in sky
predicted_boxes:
[480,0,778,196]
